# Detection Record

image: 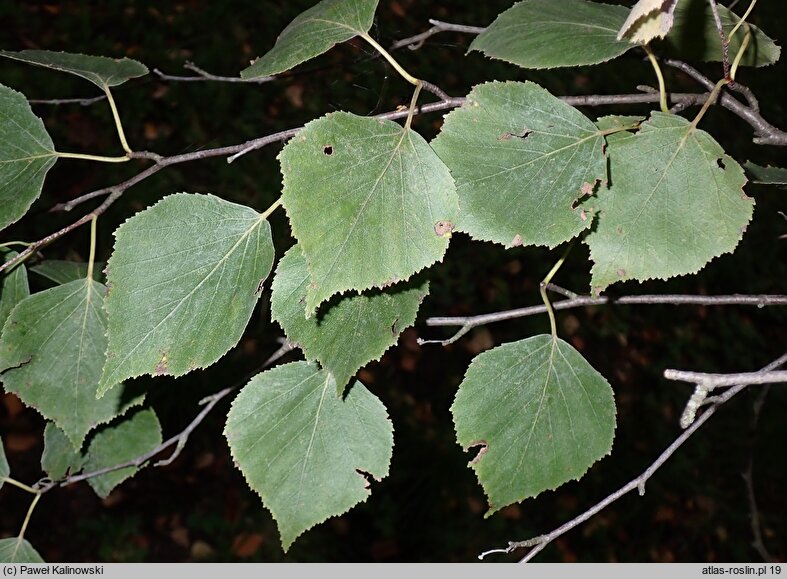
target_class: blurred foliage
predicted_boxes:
[0,0,785,563]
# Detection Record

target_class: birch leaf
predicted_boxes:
[83,409,162,499]
[469,0,631,69]
[663,1,780,67]
[241,0,379,78]
[0,279,144,448]
[99,193,275,395]
[431,81,606,248]
[0,84,57,231]
[271,245,428,394]
[452,335,616,514]
[279,112,458,316]
[0,538,44,563]
[225,361,393,551]
[31,260,102,285]
[0,50,148,88]
[586,112,754,293]
[0,437,8,489]
[41,422,85,480]
[0,250,29,331]
[618,0,680,44]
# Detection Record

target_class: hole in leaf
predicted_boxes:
[355,469,377,490]
[716,158,726,170]
[323,145,333,156]
[467,440,488,466]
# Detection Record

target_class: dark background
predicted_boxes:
[0,0,785,563]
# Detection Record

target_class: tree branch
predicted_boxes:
[420,294,787,346]
[663,369,787,388]
[478,351,787,562]
[28,95,107,106]
[390,19,486,51]
[153,62,275,84]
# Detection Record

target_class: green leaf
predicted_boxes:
[41,422,85,480]
[0,84,57,231]
[279,112,458,316]
[0,279,144,448]
[451,335,616,514]
[0,251,29,331]
[31,260,103,285]
[662,1,780,68]
[431,81,606,248]
[83,408,162,499]
[0,437,9,489]
[271,245,428,394]
[744,162,787,186]
[586,112,753,293]
[0,538,44,563]
[225,361,393,550]
[0,50,148,88]
[99,193,275,395]
[469,0,631,69]
[241,0,379,79]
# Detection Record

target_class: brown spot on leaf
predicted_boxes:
[154,353,169,376]
[580,209,588,221]
[468,440,488,466]
[616,268,626,278]
[509,234,523,247]
[434,220,454,237]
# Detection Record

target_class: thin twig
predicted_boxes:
[54,341,294,490]
[663,369,787,388]
[708,0,732,78]
[664,59,787,144]
[28,95,107,106]
[420,294,787,346]
[478,352,787,562]
[153,62,275,84]
[742,383,776,562]
[390,19,485,50]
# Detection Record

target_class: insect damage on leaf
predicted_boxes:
[434,220,454,237]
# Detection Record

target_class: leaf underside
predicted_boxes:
[617,0,680,44]
[469,0,632,69]
[431,81,606,248]
[586,112,753,293]
[0,84,57,232]
[279,112,458,316]
[241,0,379,78]
[224,361,393,551]
[271,245,428,394]
[452,335,616,514]
[0,279,144,448]
[83,408,162,499]
[99,193,275,395]
[0,49,148,88]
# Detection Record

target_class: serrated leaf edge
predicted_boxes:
[223,363,394,551]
